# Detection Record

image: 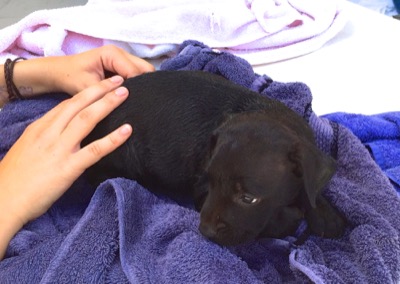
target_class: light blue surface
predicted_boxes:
[349,0,397,15]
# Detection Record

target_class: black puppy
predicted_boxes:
[83,70,345,246]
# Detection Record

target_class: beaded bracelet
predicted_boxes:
[4,57,26,100]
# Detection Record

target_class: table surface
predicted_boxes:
[0,0,87,29]
[253,1,400,115]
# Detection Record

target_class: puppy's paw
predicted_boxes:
[306,197,346,238]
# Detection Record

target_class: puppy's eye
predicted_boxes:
[240,194,259,205]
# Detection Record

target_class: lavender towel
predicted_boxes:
[0,41,399,283]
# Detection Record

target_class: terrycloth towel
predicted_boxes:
[0,0,347,65]
[1,41,399,283]
[324,112,400,194]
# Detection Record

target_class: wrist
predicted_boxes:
[0,180,26,230]
[0,86,7,107]
[0,213,24,260]
[12,57,59,97]
[0,193,25,260]
[0,207,24,236]
[1,56,70,107]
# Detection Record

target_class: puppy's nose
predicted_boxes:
[199,223,218,239]
[199,222,227,240]
[215,221,227,231]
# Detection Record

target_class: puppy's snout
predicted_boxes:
[199,220,227,240]
[199,223,217,239]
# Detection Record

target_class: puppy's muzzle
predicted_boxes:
[199,219,227,241]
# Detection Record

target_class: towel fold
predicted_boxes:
[0,0,347,65]
[0,41,399,283]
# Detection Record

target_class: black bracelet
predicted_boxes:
[4,57,27,101]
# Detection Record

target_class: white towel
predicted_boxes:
[0,0,347,65]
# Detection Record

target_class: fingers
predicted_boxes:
[100,45,155,78]
[38,75,133,175]
[42,75,125,131]
[72,123,132,172]
[125,53,155,74]
[63,84,129,143]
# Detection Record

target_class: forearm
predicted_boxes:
[0,75,131,261]
[0,46,151,260]
[0,57,62,107]
[1,46,155,108]
[0,57,65,258]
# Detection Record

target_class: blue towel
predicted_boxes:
[0,41,399,283]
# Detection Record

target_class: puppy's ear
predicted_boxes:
[208,113,233,157]
[289,141,336,209]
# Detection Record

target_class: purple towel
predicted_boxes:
[324,112,400,193]
[0,41,399,283]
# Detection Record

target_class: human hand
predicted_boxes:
[1,45,153,107]
[52,45,155,95]
[0,75,131,232]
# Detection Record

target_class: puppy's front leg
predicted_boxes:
[305,195,346,238]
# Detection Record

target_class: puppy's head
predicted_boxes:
[198,112,335,246]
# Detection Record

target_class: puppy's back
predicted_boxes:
[84,71,310,196]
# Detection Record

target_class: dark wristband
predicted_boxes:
[4,57,27,101]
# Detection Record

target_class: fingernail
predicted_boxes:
[110,75,124,84]
[115,87,128,97]
[119,124,132,135]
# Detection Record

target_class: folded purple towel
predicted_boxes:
[0,41,399,283]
